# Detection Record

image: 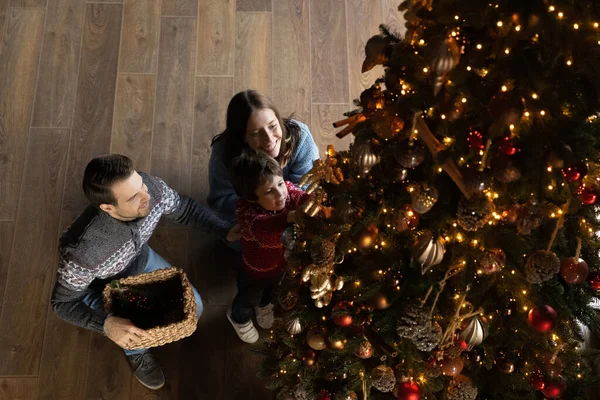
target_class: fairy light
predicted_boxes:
[595,23,599,28]
[455,15,460,20]
[558,12,564,18]
[524,111,530,117]
[540,110,546,116]
[501,85,508,92]
[419,39,425,45]
[467,66,472,71]
[476,44,483,50]
[497,21,503,27]
[567,60,572,66]
[532,93,538,99]
[509,124,515,130]
[505,48,510,54]
[423,67,429,73]
[574,23,580,29]
[547,166,552,172]
[549,5,555,12]
[441,114,447,120]
[461,97,467,103]
[523,306,529,311]
[548,185,554,190]
[515,25,521,31]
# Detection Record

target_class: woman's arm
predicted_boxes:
[286,121,320,184]
[207,141,239,223]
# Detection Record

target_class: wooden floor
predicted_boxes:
[0,1,404,399]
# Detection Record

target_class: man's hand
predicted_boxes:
[227,224,241,242]
[104,315,150,348]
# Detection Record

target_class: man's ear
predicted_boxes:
[99,203,114,213]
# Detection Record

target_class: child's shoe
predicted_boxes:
[255,303,274,329]
[227,308,259,343]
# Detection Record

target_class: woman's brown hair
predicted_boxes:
[211,90,301,170]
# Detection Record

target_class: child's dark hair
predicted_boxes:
[231,149,283,201]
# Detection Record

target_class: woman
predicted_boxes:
[208,90,320,225]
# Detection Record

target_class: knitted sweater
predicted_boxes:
[50,173,231,334]
[237,181,310,280]
[208,120,319,223]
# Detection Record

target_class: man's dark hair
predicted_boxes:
[231,149,283,201]
[82,154,134,207]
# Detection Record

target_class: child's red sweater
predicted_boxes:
[236,181,310,280]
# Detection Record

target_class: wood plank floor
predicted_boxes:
[0,1,404,398]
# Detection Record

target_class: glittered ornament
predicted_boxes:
[478,248,505,274]
[293,385,311,400]
[409,183,439,214]
[317,389,332,400]
[301,349,317,366]
[373,113,405,140]
[579,187,597,205]
[468,347,485,363]
[282,226,297,250]
[488,90,524,126]
[332,301,354,327]
[562,162,588,181]
[491,154,521,183]
[307,328,327,350]
[286,317,303,335]
[498,136,518,155]
[529,371,546,390]
[467,130,484,150]
[396,303,442,352]
[447,375,477,400]
[528,305,557,332]
[525,250,560,284]
[459,315,487,349]
[440,357,464,376]
[397,381,422,400]
[354,339,374,359]
[394,140,426,169]
[541,376,566,398]
[560,257,589,284]
[385,205,419,232]
[413,231,445,274]
[462,167,492,196]
[278,289,299,311]
[495,353,515,374]
[333,198,363,224]
[457,195,495,232]
[311,238,336,265]
[588,271,600,290]
[425,36,461,95]
[370,365,396,393]
[353,141,380,175]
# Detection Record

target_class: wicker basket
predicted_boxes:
[103,267,198,350]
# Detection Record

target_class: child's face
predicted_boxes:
[254,175,288,211]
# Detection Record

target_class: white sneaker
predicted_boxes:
[255,303,274,329]
[226,308,259,343]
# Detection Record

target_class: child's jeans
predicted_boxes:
[231,267,281,324]
[82,247,203,356]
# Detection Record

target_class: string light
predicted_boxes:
[501,85,508,92]
[505,48,510,54]
[532,93,538,99]
[515,25,521,31]
[524,111,530,117]
[549,5,555,12]
[540,110,546,116]
[423,67,429,73]
[476,44,483,50]
[567,60,572,66]
[574,23,580,30]
[595,22,599,28]
[497,21,503,27]
[467,66,472,71]
[558,12,564,18]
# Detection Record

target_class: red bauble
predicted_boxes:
[560,257,589,284]
[499,137,518,155]
[541,353,564,378]
[332,301,354,327]
[397,381,421,400]
[529,371,545,390]
[541,377,566,398]
[579,187,597,205]
[467,130,485,150]
[589,271,600,290]
[317,389,332,400]
[562,163,587,181]
[528,305,558,333]
[440,357,464,376]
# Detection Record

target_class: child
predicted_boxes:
[227,149,311,343]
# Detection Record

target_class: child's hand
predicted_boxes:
[227,224,241,242]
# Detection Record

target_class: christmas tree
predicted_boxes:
[261,1,600,399]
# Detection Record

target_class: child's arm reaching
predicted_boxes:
[286,181,312,209]
[237,202,291,247]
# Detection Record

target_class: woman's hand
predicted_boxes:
[227,224,241,242]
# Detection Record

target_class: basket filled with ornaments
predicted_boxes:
[103,267,197,349]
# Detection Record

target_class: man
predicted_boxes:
[51,154,239,390]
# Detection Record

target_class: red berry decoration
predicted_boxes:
[588,271,600,290]
[579,187,597,205]
[541,377,566,398]
[528,305,558,333]
[397,381,421,400]
[560,257,589,284]
[499,136,517,155]
[317,389,332,400]
[332,301,354,327]
[467,130,485,150]
[529,371,545,390]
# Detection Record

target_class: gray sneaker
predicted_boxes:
[127,350,165,390]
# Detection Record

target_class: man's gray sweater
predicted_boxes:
[50,173,230,334]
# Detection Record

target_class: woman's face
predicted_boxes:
[245,109,283,158]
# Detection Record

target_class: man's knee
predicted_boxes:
[193,290,203,319]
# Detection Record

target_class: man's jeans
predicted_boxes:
[83,248,203,355]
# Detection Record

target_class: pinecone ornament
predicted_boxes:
[396,303,442,352]
[517,213,543,235]
[394,140,426,169]
[457,196,495,231]
[370,365,396,393]
[311,238,336,265]
[525,250,560,283]
[447,375,478,400]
